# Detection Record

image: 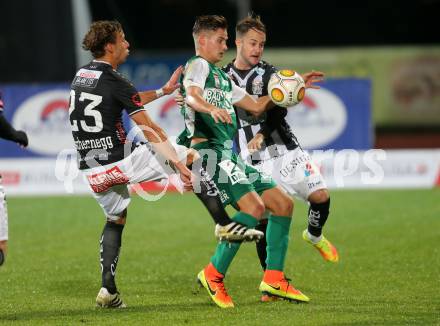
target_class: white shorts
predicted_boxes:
[0,176,8,241]
[254,147,327,201]
[82,144,187,220]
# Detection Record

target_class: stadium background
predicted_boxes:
[0,0,438,324]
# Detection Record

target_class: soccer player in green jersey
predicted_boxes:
[179,15,310,308]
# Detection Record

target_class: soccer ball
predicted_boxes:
[268,69,306,107]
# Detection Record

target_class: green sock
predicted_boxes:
[266,215,292,271]
[210,212,258,275]
[232,211,258,228]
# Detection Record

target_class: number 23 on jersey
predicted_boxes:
[69,90,103,133]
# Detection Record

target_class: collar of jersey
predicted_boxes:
[229,64,259,88]
[92,60,112,67]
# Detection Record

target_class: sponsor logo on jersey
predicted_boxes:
[218,159,247,185]
[304,162,315,177]
[308,180,323,190]
[199,168,219,196]
[285,89,347,148]
[256,67,265,75]
[87,165,129,193]
[73,69,103,88]
[213,73,220,88]
[74,136,113,150]
[219,190,230,203]
[279,153,309,178]
[12,90,74,155]
[204,89,234,114]
[252,75,264,95]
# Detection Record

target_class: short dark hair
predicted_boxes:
[236,14,266,38]
[192,15,228,36]
[82,20,123,58]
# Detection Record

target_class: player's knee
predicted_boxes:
[106,208,127,225]
[267,191,293,217]
[262,188,293,216]
[277,196,294,217]
[0,240,7,251]
[309,189,329,204]
[248,200,265,219]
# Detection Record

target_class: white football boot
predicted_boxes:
[96,287,126,308]
[215,222,264,242]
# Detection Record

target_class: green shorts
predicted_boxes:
[192,142,276,208]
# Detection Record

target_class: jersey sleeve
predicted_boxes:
[231,82,247,104]
[183,58,209,90]
[112,75,145,116]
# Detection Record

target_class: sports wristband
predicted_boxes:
[155,88,164,98]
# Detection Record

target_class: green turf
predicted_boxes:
[0,189,439,325]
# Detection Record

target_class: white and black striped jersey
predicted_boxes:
[222,60,299,165]
[69,61,145,170]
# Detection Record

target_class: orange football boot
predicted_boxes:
[197,263,234,308]
[259,270,309,302]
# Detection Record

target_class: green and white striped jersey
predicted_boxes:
[178,56,246,151]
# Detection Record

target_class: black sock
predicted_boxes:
[193,163,232,226]
[100,222,124,294]
[0,249,4,266]
[255,220,268,270]
[307,198,330,237]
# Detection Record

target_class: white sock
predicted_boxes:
[307,230,322,244]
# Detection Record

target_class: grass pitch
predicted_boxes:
[0,189,439,325]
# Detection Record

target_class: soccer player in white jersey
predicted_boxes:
[222,15,339,302]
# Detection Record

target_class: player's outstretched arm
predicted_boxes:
[130,110,192,189]
[138,66,183,105]
[234,94,275,116]
[185,86,232,124]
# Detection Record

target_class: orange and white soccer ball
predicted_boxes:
[268,69,306,107]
